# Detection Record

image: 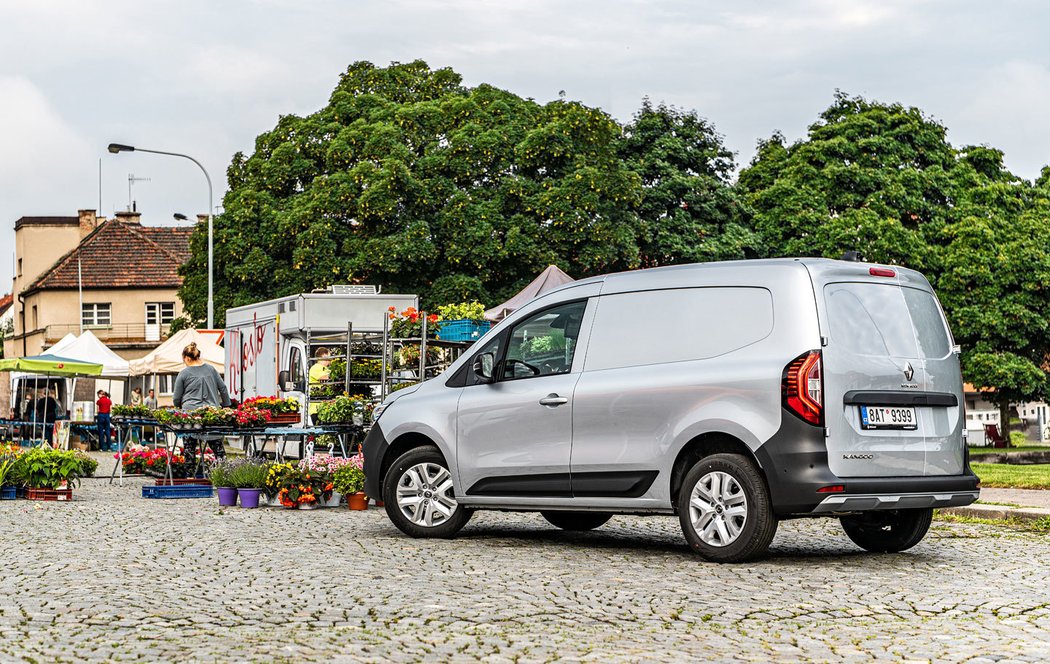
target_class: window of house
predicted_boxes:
[32,305,38,330]
[17,258,22,277]
[82,303,112,328]
[145,302,176,325]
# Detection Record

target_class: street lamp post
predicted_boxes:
[107,143,215,329]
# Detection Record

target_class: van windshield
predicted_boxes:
[824,283,950,359]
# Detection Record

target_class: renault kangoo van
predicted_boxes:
[362,259,978,562]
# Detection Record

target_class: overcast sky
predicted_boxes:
[2,0,1048,292]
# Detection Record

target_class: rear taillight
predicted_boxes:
[869,267,896,278]
[783,350,823,426]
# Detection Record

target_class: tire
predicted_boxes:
[839,508,933,553]
[541,511,612,531]
[382,446,472,539]
[677,453,778,563]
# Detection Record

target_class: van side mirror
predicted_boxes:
[472,352,495,384]
[278,370,298,392]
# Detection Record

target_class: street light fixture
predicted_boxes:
[107,143,215,329]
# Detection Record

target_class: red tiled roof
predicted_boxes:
[26,221,194,292]
[0,294,12,317]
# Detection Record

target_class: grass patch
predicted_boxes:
[972,463,1050,489]
[969,446,1050,455]
[935,510,1050,533]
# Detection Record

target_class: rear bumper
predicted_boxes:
[755,409,980,516]
[811,489,978,513]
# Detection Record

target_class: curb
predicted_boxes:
[940,504,1050,524]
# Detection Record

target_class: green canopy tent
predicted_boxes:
[0,354,103,444]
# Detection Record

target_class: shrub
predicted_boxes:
[228,458,271,489]
[436,301,486,322]
[207,458,237,487]
[332,455,366,495]
[1010,431,1028,447]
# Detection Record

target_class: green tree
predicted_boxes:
[738,92,957,267]
[739,93,1050,428]
[179,60,643,324]
[618,100,756,266]
[936,153,1050,429]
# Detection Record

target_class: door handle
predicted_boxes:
[539,394,569,407]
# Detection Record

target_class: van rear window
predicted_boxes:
[824,283,950,359]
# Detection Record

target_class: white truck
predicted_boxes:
[224,286,418,408]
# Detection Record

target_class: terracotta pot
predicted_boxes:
[347,492,368,510]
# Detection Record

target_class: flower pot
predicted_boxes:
[347,492,368,510]
[216,486,238,506]
[268,413,301,425]
[321,491,342,508]
[237,488,262,509]
[1,486,16,500]
[298,501,319,510]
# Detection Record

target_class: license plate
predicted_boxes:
[860,406,917,430]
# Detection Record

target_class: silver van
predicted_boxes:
[362,259,979,562]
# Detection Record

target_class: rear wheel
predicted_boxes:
[677,453,778,563]
[382,446,472,538]
[839,508,933,553]
[541,511,612,531]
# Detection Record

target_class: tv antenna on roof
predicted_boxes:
[127,173,150,211]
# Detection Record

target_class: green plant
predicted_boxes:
[332,464,365,495]
[436,301,486,322]
[0,456,17,486]
[1009,431,1028,447]
[76,452,98,478]
[14,448,92,489]
[207,458,236,487]
[194,406,236,427]
[228,458,271,489]
[112,404,154,418]
[350,358,383,380]
[315,395,373,425]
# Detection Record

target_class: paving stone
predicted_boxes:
[0,466,1048,661]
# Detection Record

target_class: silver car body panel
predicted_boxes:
[370,258,974,516]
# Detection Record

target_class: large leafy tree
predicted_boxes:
[180,60,642,325]
[738,92,957,268]
[618,100,757,266]
[739,93,1050,426]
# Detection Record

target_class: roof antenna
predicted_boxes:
[840,250,863,262]
[127,173,150,211]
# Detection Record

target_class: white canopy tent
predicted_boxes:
[484,265,575,322]
[40,331,131,415]
[129,328,224,376]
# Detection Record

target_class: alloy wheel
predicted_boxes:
[688,470,748,547]
[396,462,458,527]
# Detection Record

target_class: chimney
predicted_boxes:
[78,209,98,239]
[115,210,142,225]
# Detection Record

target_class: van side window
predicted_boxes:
[584,288,773,372]
[289,347,305,390]
[501,301,587,380]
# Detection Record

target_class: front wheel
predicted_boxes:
[839,508,932,553]
[383,446,472,538]
[677,453,778,563]
[541,511,612,531]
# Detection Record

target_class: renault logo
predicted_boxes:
[903,361,914,382]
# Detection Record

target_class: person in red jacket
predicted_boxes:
[96,390,112,451]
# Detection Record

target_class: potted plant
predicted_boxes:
[265,463,323,509]
[435,301,491,341]
[15,448,92,500]
[388,306,440,339]
[315,395,374,426]
[208,458,238,506]
[194,406,237,428]
[242,397,301,424]
[0,452,20,500]
[332,455,367,510]
[233,405,270,429]
[229,458,269,509]
[298,455,355,507]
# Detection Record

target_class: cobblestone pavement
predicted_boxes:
[1,467,1049,662]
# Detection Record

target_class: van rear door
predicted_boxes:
[817,271,962,478]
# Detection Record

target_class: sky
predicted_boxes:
[1,0,1048,291]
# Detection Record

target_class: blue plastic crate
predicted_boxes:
[437,319,491,342]
[0,486,15,500]
[142,485,214,499]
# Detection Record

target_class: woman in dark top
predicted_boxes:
[35,388,59,445]
[173,342,230,458]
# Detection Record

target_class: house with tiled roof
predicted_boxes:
[5,209,194,361]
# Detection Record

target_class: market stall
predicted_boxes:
[0,354,103,444]
[484,265,574,322]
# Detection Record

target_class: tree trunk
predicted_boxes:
[999,399,1012,446]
